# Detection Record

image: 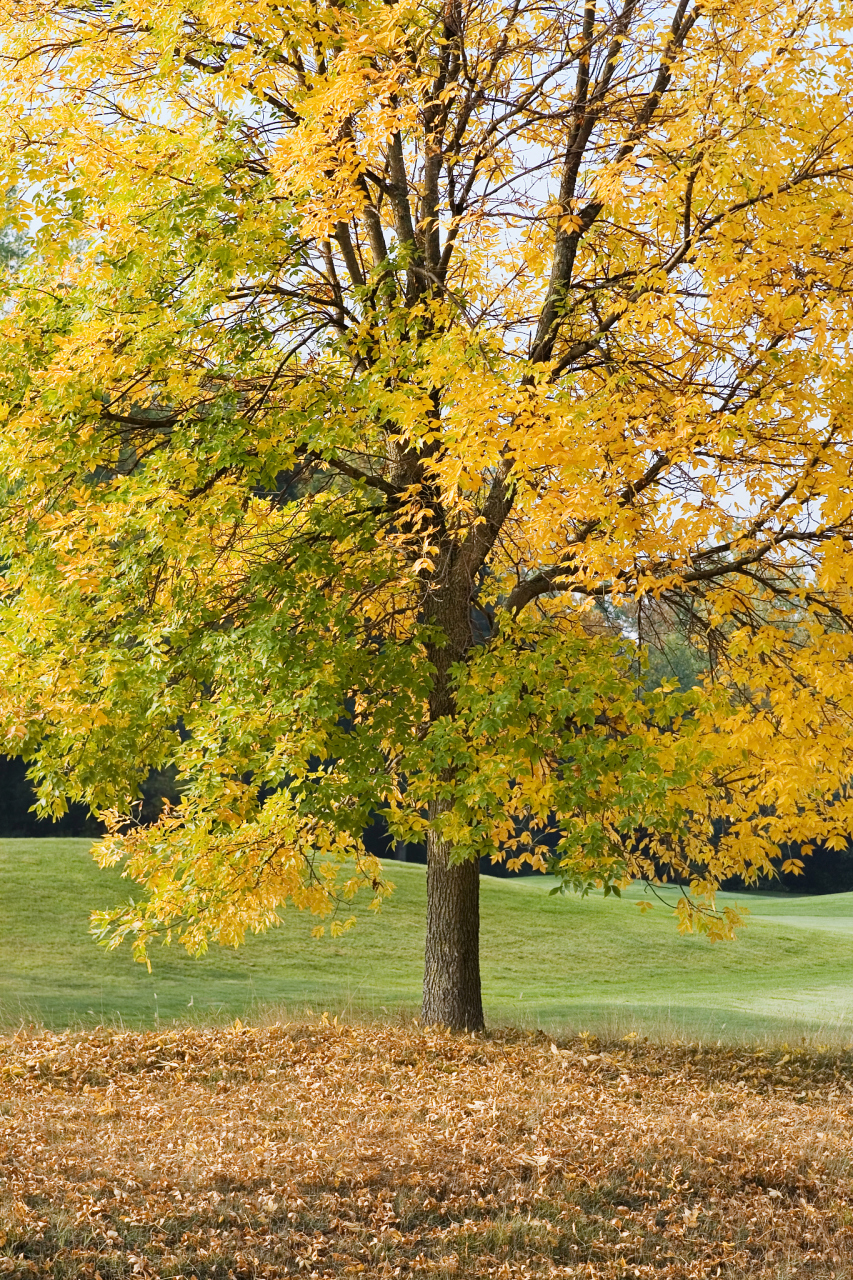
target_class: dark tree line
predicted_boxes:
[1,754,849,892]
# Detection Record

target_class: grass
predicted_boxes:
[2,1020,852,1278]
[3,838,853,1040]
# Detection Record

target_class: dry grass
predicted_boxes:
[1,1019,852,1278]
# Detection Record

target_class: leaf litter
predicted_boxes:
[1,1019,851,1277]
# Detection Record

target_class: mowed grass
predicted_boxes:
[3,838,853,1040]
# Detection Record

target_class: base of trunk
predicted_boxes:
[422,826,484,1032]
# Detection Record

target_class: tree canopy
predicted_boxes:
[2,0,853,1026]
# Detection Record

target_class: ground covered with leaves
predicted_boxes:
[1,1021,851,1278]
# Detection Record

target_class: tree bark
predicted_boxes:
[420,554,485,1032]
[422,810,484,1031]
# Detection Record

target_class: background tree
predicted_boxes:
[3,0,853,1029]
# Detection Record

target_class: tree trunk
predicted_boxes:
[421,570,485,1031]
[422,817,484,1031]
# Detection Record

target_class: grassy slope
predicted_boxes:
[2,839,853,1038]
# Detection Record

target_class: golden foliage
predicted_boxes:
[1,0,853,963]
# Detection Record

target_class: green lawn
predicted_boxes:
[3,838,853,1041]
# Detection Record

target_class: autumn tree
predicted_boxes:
[2,0,853,1029]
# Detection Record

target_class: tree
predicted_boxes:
[2,0,853,1030]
